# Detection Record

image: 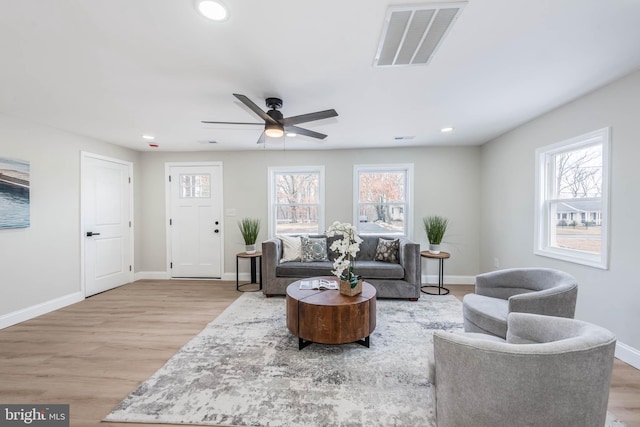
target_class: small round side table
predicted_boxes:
[420,251,450,295]
[236,251,262,292]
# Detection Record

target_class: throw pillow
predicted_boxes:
[279,235,302,263]
[301,236,329,262]
[374,238,400,263]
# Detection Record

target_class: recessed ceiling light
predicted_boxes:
[142,134,155,140]
[196,0,228,21]
[440,127,454,133]
[286,132,297,137]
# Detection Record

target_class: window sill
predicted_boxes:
[534,247,607,270]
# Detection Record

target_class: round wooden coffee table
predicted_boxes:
[286,277,377,350]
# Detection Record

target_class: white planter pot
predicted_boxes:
[428,244,441,254]
[245,244,256,254]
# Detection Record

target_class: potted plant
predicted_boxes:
[238,218,261,254]
[326,221,363,296]
[423,215,448,254]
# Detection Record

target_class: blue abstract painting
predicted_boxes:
[0,157,30,229]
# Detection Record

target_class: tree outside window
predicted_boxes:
[354,165,412,236]
[552,145,603,253]
[535,128,610,269]
[269,167,324,236]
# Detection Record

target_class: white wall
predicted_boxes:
[0,113,140,326]
[480,70,640,364]
[136,146,481,282]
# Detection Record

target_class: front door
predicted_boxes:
[82,153,133,296]
[168,163,223,278]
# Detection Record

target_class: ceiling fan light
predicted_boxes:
[196,0,228,21]
[265,123,284,138]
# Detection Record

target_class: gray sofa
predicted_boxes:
[261,234,421,299]
[432,312,616,427]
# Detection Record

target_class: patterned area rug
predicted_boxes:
[104,292,626,427]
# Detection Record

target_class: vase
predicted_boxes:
[245,244,256,254]
[339,278,363,296]
[429,244,441,254]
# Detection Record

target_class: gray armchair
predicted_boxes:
[463,268,578,338]
[433,312,616,427]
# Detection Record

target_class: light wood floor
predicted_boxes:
[0,281,637,427]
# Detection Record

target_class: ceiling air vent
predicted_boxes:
[374,2,466,67]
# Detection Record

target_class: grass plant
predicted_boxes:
[423,215,448,245]
[238,218,261,245]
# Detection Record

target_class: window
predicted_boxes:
[534,128,610,269]
[179,174,210,198]
[268,166,324,236]
[354,164,413,236]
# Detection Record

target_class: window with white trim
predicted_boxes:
[268,166,324,236]
[534,128,610,269]
[354,164,413,237]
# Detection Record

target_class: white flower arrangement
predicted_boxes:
[326,221,363,286]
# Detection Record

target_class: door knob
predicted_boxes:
[86,232,101,237]
[214,229,220,233]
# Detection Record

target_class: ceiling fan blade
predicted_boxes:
[256,131,266,144]
[201,121,263,125]
[233,94,278,124]
[285,125,328,140]
[283,109,338,126]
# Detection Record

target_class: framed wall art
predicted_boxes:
[0,157,30,229]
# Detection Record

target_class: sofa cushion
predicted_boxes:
[356,236,379,261]
[301,236,328,262]
[354,261,404,279]
[374,238,400,263]
[279,235,301,263]
[462,294,509,338]
[276,261,334,278]
[275,260,405,280]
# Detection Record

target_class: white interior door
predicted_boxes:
[82,153,133,297]
[168,164,223,278]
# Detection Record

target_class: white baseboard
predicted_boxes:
[615,341,640,370]
[224,272,256,282]
[222,272,237,282]
[135,271,253,283]
[421,274,475,285]
[0,291,84,330]
[135,271,171,280]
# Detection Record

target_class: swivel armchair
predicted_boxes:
[463,268,577,338]
[433,312,616,427]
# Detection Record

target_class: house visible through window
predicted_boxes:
[268,166,324,236]
[534,128,610,269]
[354,164,412,236]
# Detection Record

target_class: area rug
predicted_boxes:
[104,292,627,427]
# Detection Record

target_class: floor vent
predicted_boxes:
[374,2,466,67]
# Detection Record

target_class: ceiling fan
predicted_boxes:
[202,94,338,144]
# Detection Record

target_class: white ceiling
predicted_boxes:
[1,0,639,152]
